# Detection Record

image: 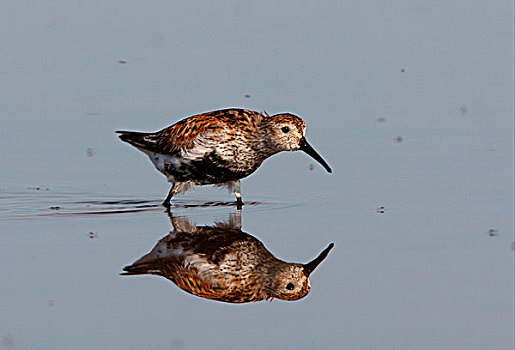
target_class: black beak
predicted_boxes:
[298,137,332,173]
[302,243,334,277]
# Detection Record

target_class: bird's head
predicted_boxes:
[266,113,332,173]
[270,243,334,301]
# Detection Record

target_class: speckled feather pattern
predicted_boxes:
[116,108,330,204]
[121,221,323,303]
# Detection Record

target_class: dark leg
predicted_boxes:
[162,184,176,208]
[236,196,244,210]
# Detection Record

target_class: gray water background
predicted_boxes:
[0,1,513,349]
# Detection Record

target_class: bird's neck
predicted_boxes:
[258,118,282,158]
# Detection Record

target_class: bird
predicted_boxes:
[116,108,332,208]
[121,212,334,303]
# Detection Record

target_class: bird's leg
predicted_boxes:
[229,210,242,230]
[162,183,177,208]
[169,213,197,232]
[227,180,244,208]
[215,209,241,230]
[236,196,243,210]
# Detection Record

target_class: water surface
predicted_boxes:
[1,1,513,349]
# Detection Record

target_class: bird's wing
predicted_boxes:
[116,109,257,156]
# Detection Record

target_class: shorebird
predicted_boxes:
[121,212,334,303]
[117,108,332,207]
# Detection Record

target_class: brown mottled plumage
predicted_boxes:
[121,212,334,303]
[116,108,332,207]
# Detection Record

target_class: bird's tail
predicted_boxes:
[116,130,155,150]
[120,261,161,276]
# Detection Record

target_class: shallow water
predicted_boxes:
[1,1,513,349]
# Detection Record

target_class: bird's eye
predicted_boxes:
[286,282,295,290]
[281,126,290,133]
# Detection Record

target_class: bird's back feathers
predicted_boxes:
[116,109,266,156]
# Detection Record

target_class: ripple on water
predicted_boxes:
[0,191,296,221]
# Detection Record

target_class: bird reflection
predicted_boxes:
[121,211,334,303]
